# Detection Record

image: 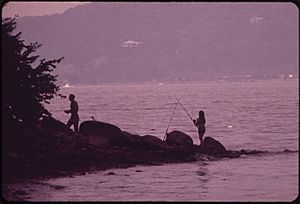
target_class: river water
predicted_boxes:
[3,79,298,201]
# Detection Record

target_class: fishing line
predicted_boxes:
[163,102,178,141]
[175,96,193,121]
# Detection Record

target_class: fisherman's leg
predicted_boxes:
[198,132,202,145]
[199,133,204,144]
[67,119,76,132]
[74,120,79,133]
[67,119,72,129]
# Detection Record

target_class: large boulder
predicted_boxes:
[88,134,111,148]
[76,135,89,148]
[79,121,121,146]
[117,131,142,148]
[199,137,227,155]
[141,135,166,150]
[165,130,194,146]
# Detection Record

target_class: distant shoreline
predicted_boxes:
[59,78,298,88]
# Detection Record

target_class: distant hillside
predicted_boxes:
[15,2,298,84]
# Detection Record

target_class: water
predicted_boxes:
[3,79,298,201]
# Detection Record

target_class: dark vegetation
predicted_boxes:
[2,17,64,127]
[2,17,64,182]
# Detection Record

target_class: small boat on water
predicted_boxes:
[63,83,71,88]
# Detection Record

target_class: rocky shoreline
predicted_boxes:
[3,117,256,184]
[4,143,199,183]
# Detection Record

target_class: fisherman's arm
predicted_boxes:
[64,109,71,114]
[193,119,199,127]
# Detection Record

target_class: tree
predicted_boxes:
[2,17,64,127]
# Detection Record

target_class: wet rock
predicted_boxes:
[79,121,121,145]
[282,149,298,153]
[239,149,266,155]
[223,150,240,158]
[48,184,65,190]
[165,130,194,146]
[117,131,142,148]
[199,137,227,154]
[194,153,219,161]
[141,135,166,150]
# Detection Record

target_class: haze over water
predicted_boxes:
[5,79,298,201]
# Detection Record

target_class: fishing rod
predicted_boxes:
[175,96,194,122]
[163,102,178,141]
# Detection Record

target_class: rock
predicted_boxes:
[141,135,166,150]
[79,121,121,145]
[51,185,65,190]
[88,134,111,148]
[39,116,69,131]
[52,131,68,140]
[117,131,142,148]
[240,149,266,155]
[165,130,194,146]
[199,137,227,154]
[106,172,116,175]
[14,190,28,196]
[76,135,89,148]
[223,150,240,158]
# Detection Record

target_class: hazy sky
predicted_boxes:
[2,1,91,17]
[2,1,298,83]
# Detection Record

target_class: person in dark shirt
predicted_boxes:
[64,94,79,132]
[193,110,206,145]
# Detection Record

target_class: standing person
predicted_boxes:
[193,110,206,145]
[64,94,79,132]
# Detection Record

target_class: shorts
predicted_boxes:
[70,114,79,123]
[198,126,206,135]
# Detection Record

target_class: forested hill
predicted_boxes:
[16,2,298,85]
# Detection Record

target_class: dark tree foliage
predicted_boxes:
[2,17,64,127]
